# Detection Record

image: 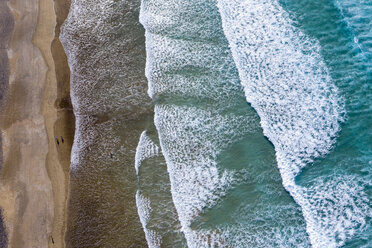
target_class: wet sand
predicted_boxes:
[0,209,7,248]
[0,0,14,247]
[0,0,73,247]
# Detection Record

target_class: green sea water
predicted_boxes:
[61,0,371,247]
[280,0,372,246]
[139,0,371,247]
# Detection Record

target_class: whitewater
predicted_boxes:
[57,0,371,246]
[137,0,372,247]
[217,0,370,247]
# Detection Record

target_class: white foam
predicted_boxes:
[136,191,162,248]
[140,6,250,244]
[135,131,160,175]
[135,130,188,247]
[141,11,255,242]
[140,0,311,246]
[60,0,151,118]
[61,0,152,175]
[302,175,371,246]
[154,104,247,247]
[217,0,370,246]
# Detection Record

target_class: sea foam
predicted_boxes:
[135,131,160,176]
[217,0,370,247]
[136,191,162,248]
[60,0,153,246]
[135,130,187,247]
[140,1,252,246]
[140,0,311,247]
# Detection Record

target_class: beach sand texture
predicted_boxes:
[0,0,73,247]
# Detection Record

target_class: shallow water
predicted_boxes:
[140,0,371,247]
[140,0,312,246]
[61,0,153,246]
[61,0,371,247]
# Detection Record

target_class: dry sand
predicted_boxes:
[0,0,73,247]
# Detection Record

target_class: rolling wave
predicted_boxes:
[135,131,187,247]
[140,0,310,247]
[217,0,370,247]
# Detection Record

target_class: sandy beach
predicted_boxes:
[0,0,73,247]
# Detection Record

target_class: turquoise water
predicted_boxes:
[138,0,371,247]
[60,0,371,246]
[280,0,372,246]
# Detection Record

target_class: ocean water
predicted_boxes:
[135,127,187,247]
[138,0,371,247]
[60,0,371,247]
[60,0,154,246]
[278,0,372,246]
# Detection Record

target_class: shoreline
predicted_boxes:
[0,0,73,247]
[44,0,73,246]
